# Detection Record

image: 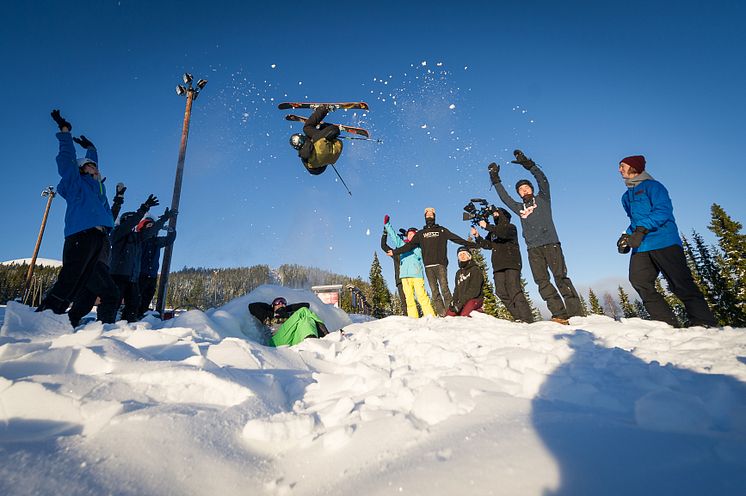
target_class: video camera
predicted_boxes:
[463,198,498,227]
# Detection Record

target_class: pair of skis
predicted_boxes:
[278,101,374,139]
[278,101,375,196]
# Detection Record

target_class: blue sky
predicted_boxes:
[1,0,745,303]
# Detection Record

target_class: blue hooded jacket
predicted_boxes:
[384,222,425,279]
[55,133,113,237]
[621,178,681,253]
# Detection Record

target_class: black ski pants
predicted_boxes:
[303,106,341,142]
[493,269,534,323]
[112,274,141,323]
[68,261,120,327]
[37,228,108,315]
[527,243,582,320]
[629,244,716,327]
[425,264,451,317]
[138,275,158,317]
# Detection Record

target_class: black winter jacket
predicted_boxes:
[475,209,522,271]
[493,164,560,249]
[451,260,484,312]
[392,223,473,267]
[110,205,164,281]
[381,230,402,283]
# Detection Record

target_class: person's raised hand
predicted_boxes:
[50,109,72,132]
[73,135,95,149]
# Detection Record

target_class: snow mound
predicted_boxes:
[1,300,745,495]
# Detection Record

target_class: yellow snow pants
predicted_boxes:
[402,277,436,318]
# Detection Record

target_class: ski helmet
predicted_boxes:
[272,296,287,307]
[289,134,305,150]
[77,157,97,169]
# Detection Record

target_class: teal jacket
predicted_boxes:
[384,222,425,279]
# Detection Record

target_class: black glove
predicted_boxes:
[488,162,501,184]
[511,149,535,169]
[50,109,72,131]
[142,194,159,209]
[161,207,177,220]
[617,233,631,254]
[73,135,95,149]
[115,182,126,196]
[628,226,648,248]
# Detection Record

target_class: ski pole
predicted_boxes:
[338,136,383,143]
[330,164,352,196]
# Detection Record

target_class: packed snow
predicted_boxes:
[1,286,745,495]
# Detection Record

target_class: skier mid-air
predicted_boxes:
[280,101,370,177]
[288,104,343,176]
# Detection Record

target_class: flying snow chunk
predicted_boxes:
[271,64,277,69]
[421,124,428,129]
[449,104,456,110]
[421,61,427,66]
[437,62,443,67]
[366,228,370,236]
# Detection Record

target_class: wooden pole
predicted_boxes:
[23,187,55,304]
[156,86,195,317]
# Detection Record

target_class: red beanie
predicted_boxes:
[620,155,646,173]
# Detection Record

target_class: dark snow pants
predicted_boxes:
[425,264,451,317]
[303,106,341,142]
[629,244,716,327]
[67,261,120,327]
[138,275,158,317]
[493,269,534,322]
[528,243,582,320]
[446,297,484,317]
[37,228,107,315]
[112,275,141,322]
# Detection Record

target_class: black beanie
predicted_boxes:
[515,179,533,194]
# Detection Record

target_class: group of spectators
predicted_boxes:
[384,149,716,328]
[36,110,176,327]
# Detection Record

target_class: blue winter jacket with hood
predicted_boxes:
[384,222,425,279]
[55,132,113,237]
[621,176,681,253]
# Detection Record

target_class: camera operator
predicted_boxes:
[470,207,534,323]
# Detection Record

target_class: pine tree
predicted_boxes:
[578,292,589,316]
[617,286,638,318]
[655,278,687,327]
[469,246,511,319]
[587,289,604,315]
[684,230,744,326]
[522,278,543,321]
[633,299,649,319]
[708,204,746,326]
[369,252,391,317]
[390,289,404,316]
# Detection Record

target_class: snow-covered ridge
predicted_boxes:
[1,286,745,495]
[1,258,62,267]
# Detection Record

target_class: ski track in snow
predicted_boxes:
[1,291,746,496]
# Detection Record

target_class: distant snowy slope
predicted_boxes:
[0,294,745,495]
[1,258,62,267]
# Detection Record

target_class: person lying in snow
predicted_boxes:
[248,297,330,346]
